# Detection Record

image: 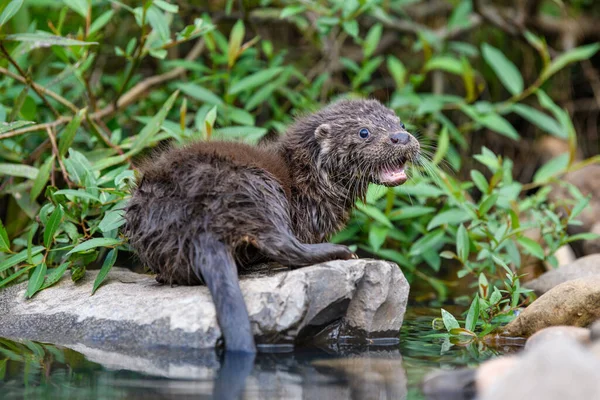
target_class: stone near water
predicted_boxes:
[503,276,600,337]
[525,254,600,295]
[479,337,600,400]
[475,356,519,395]
[525,326,591,349]
[0,259,409,352]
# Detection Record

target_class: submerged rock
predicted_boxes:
[503,276,600,337]
[0,259,408,351]
[525,254,600,295]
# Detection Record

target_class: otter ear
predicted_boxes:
[315,123,331,141]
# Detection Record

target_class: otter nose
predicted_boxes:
[390,132,410,145]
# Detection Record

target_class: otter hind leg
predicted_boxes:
[190,233,255,353]
[255,230,356,268]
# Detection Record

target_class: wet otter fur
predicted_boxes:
[124,99,420,353]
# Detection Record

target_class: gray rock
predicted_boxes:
[480,337,600,400]
[591,319,600,342]
[525,326,591,350]
[525,254,600,295]
[0,259,408,351]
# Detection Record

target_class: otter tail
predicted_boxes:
[191,234,256,353]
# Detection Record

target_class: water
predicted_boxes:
[0,308,520,399]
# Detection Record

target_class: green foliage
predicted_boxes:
[0,0,598,333]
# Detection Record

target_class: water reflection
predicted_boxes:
[0,311,516,399]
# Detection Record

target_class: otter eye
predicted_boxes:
[400,122,406,129]
[358,128,370,139]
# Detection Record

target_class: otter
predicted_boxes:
[124,99,420,353]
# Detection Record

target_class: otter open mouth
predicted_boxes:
[379,163,408,186]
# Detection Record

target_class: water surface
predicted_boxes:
[0,308,518,399]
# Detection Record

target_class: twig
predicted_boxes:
[46,126,72,188]
[0,43,62,118]
[0,67,79,113]
[0,39,205,140]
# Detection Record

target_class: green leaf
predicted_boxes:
[342,20,358,38]
[30,155,54,201]
[533,153,569,183]
[0,0,24,28]
[541,43,600,82]
[129,91,179,155]
[4,33,96,47]
[478,193,498,215]
[441,308,460,332]
[41,262,70,290]
[280,5,305,19]
[456,224,469,262]
[228,20,245,68]
[410,229,445,256]
[228,67,284,95]
[0,247,44,273]
[89,10,115,35]
[54,189,100,203]
[147,5,170,41]
[477,113,520,140]
[92,248,117,295]
[489,287,502,305]
[448,328,476,337]
[26,262,47,298]
[387,56,407,89]
[176,83,223,105]
[517,236,545,259]
[368,225,388,252]
[58,109,85,157]
[426,209,470,230]
[0,218,10,253]
[63,0,89,18]
[481,43,523,95]
[465,295,480,332]
[0,120,34,134]
[432,126,449,165]
[0,163,38,179]
[154,0,178,13]
[389,206,436,221]
[424,56,463,75]
[356,203,393,228]
[43,205,64,248]
[470,170,489,193]
[98,210,125,232]
[363,23,382,58]
[479,273,489,299]
[27,222,38,264]
[511,104,565,138]
[67,238,123,255]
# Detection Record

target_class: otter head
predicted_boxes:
[312,99,420,187]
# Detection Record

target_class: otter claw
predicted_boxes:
[350,253,359,259]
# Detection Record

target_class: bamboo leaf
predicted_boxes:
[4,33,96,47]
[0,163,38,179]
[58,109,85,157]
[0,218,10,253]
[92,249,117,294]
[67,237,123,255]
[0,0,24,28]
[481,43,523,95]
[0,247,44,273]
[541,43,600,82]
[26,262,47,298]
[517,236,545,259]
[30,155,54,201]
[43,205,64,248]
[228,67,284,95]
[227,20,245,68]
[41,262,70,289]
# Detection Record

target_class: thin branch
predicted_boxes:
[0,39,206,140]
[0,43,62,118]
[0,67,79,113]
[46,126,72,188]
